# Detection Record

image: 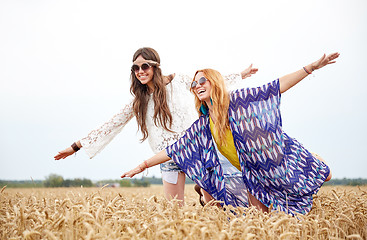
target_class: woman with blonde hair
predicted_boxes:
[54,47,257,206]
[121,52,339,215]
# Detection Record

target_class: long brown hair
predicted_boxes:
[130,47,173,142]
[191,69,230,145]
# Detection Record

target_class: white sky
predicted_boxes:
[1,0,366,181]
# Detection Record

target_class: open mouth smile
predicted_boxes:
[197,89,206,94]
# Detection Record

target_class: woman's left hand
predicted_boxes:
[241,64,258,79]
[121,166,144,178]
[312,52,340,71]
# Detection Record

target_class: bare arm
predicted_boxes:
[279,52,339,93]
[121,150,171,178]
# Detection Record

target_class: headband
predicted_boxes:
[133,59,160,67]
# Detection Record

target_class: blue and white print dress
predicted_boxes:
[166,79,330,215]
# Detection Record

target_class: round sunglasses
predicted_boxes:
[191,77,208,89]
[131,63,153,73]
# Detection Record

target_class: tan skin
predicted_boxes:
[121,52,338,212]
[54,56,258,206]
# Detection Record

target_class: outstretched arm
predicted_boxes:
[279,52,339,93]
[121,150,171,178]
[54,102,134,161]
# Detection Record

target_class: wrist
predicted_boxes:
[71,142,80,152]
[138,164,145,171]
[139,160,149,172]
[303,64,314,74]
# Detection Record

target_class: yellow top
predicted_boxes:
[209,117,241,171]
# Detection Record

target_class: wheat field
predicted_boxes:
[0,185,366,240]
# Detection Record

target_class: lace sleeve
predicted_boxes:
[223,73,242,86]
[80,102,134,159]
[176,74,194,91]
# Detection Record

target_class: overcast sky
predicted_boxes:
[1,0,366,181]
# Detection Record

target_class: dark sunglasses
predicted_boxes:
[131,63,153,73]
[191,77,208,89]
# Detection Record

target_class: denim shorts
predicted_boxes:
[160,160,182,172]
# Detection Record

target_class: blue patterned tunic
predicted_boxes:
[166,79,330,215]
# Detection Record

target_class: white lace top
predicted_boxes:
[80,73,243,158]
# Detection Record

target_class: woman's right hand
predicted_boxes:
[54,147,75,160]
[121,150,170,178]
[121,166,145,178]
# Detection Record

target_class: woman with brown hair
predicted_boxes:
[54,47,257,205]
[121,52,339,215]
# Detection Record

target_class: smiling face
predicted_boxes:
[133,55,155,88]
[192,71,212,103]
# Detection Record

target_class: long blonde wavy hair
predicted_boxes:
[191,69,230,146]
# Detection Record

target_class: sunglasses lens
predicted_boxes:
[191,77,207,89]
[191,81,197,89]
[199,77,207,85]
[141,63,150,71]
[132,65,139,72]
